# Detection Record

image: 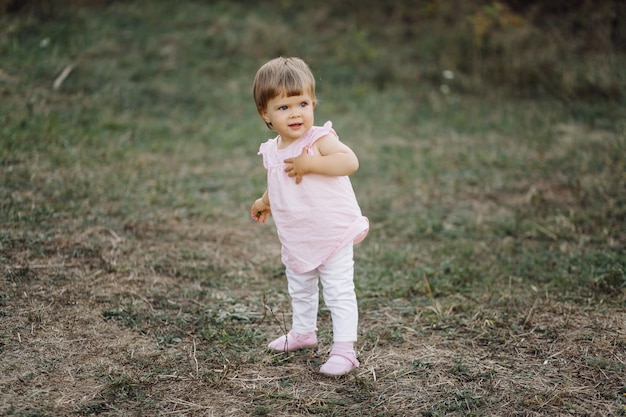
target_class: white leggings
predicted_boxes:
[285,243,358,343]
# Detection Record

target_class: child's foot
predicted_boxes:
[319,345,359,376]
[267,330,317,352]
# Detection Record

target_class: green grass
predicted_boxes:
[1,1,625,416]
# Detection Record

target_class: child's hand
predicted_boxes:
[284,147,311,184]
[251,198,271,223]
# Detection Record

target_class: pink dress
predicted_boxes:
[259,121,369,273]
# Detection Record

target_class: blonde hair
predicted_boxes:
[253,57,316,118]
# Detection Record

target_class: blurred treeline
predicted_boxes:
[2,0,624,102]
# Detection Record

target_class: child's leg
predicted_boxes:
[318,244,360,375]
[267,267,319,352]
[319,243,358,343]
[286,267,319,335]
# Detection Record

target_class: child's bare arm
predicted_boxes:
[283,134,359,184]
[251,189,271,223]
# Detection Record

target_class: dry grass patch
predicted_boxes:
[1,217,624,416]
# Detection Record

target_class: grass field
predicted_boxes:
[1,1,625,416]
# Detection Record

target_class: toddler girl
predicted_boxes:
[250,57,369,376]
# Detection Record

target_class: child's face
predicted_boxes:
[262,92,315,143]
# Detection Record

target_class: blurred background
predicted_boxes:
[2,0,624,100]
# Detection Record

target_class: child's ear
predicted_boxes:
[261,114,273,129]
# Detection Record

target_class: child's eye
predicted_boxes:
[300,102,308,108]
[279,105,288,111]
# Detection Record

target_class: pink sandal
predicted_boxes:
[267,330,317,352]
[319,347,359,376]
